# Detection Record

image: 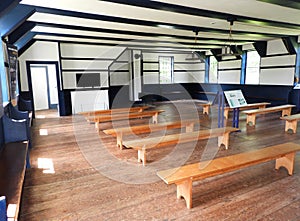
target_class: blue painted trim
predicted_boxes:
[204,56,209,83]
[15,32,36,50]
[240,52,247,84]
[296,45,300,81]
[0,4,35,37]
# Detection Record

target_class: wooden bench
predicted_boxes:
[89,110,164,130]
[0,141,29,220]
[157,142,300,209]
[122,127,239,166]
[103,118,201,149]
[79,106,149,117]
[198,102,212,115]
[223,102,270,119]
[280,113,300,133]
[242,104,295,126]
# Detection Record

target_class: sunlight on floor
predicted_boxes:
[38,158,55,174]
[6,203,17,220]
[36,115,46,119]
[39,129,48,136]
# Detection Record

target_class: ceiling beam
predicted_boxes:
[33,6,288,39]
[100,0,300,30]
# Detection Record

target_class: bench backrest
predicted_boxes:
[242,104,295,114]
[157,142,300,185]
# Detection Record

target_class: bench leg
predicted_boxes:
[218,133,229,149]
[247,114,256,126]
[152,113,158,124]
[176,179,193,209]
[138,148,146,166]
[116,133,123,149]
[285,120,297,133]
[185,123,194,133]
[203,106,209,115]
[282,108,292,117]
[95,122,100,131]
[275,152,295,175]
[224,109,229,119]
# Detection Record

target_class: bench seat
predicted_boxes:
[280,113,300,133]
[157,142,300,209]
[223,102,270,119]
[242,104,295,126]
[79,106,149,117]
[123,127,239,165]
[89,110,164,129]
[0,141,29,220]
[103,118,201,149]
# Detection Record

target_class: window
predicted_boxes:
[159,56,173,84]
[245,50,260,84]
[209,56,218,83]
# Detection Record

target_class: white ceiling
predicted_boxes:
[13,0,300,52]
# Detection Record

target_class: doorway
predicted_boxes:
[26,61,59,113]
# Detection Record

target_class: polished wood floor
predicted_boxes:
[20,102,300,221]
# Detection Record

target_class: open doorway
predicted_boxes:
[26,61,60,114]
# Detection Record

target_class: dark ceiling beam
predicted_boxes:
[281,36,298,55]
[101,0,300,30]
[34,22,251,44]
[253,41,268,57]
[0,0,20,18]
[33,6,288,39]
[18,38,36,56]
[15,31,36,51]
[8,21,35,44]
[33,31,226,47]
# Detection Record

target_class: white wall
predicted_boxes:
[60,43,127,89]
[218,59,241,84]
[142,52,205,84]
[19,41,60,91]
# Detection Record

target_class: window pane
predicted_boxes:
[159,56,173,84]
[245,50,260,84]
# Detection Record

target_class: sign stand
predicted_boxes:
[224,90,247,129]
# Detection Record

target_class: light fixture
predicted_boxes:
[186,30,205,62]
[217,17,241,57]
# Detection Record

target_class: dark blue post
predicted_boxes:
[218,91,225,128]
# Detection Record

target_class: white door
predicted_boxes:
[31,66,49,110]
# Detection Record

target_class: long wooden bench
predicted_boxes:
[198,102,212,115]
[157,142,300,209]
[280,113,300,133]
[89,110,164,130]
[103,118,201,149]
[123,127,239,166]
[0,141,29,220]
[223,102,270,119]
[242,104,295,126]
[79,106,149,117]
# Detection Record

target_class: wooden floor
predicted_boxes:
[20,101,300,221]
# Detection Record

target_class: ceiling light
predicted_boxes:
[217,17,241,57]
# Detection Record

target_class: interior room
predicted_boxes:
[0,0,300,220]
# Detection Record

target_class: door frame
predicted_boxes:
[26,61,61,114]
